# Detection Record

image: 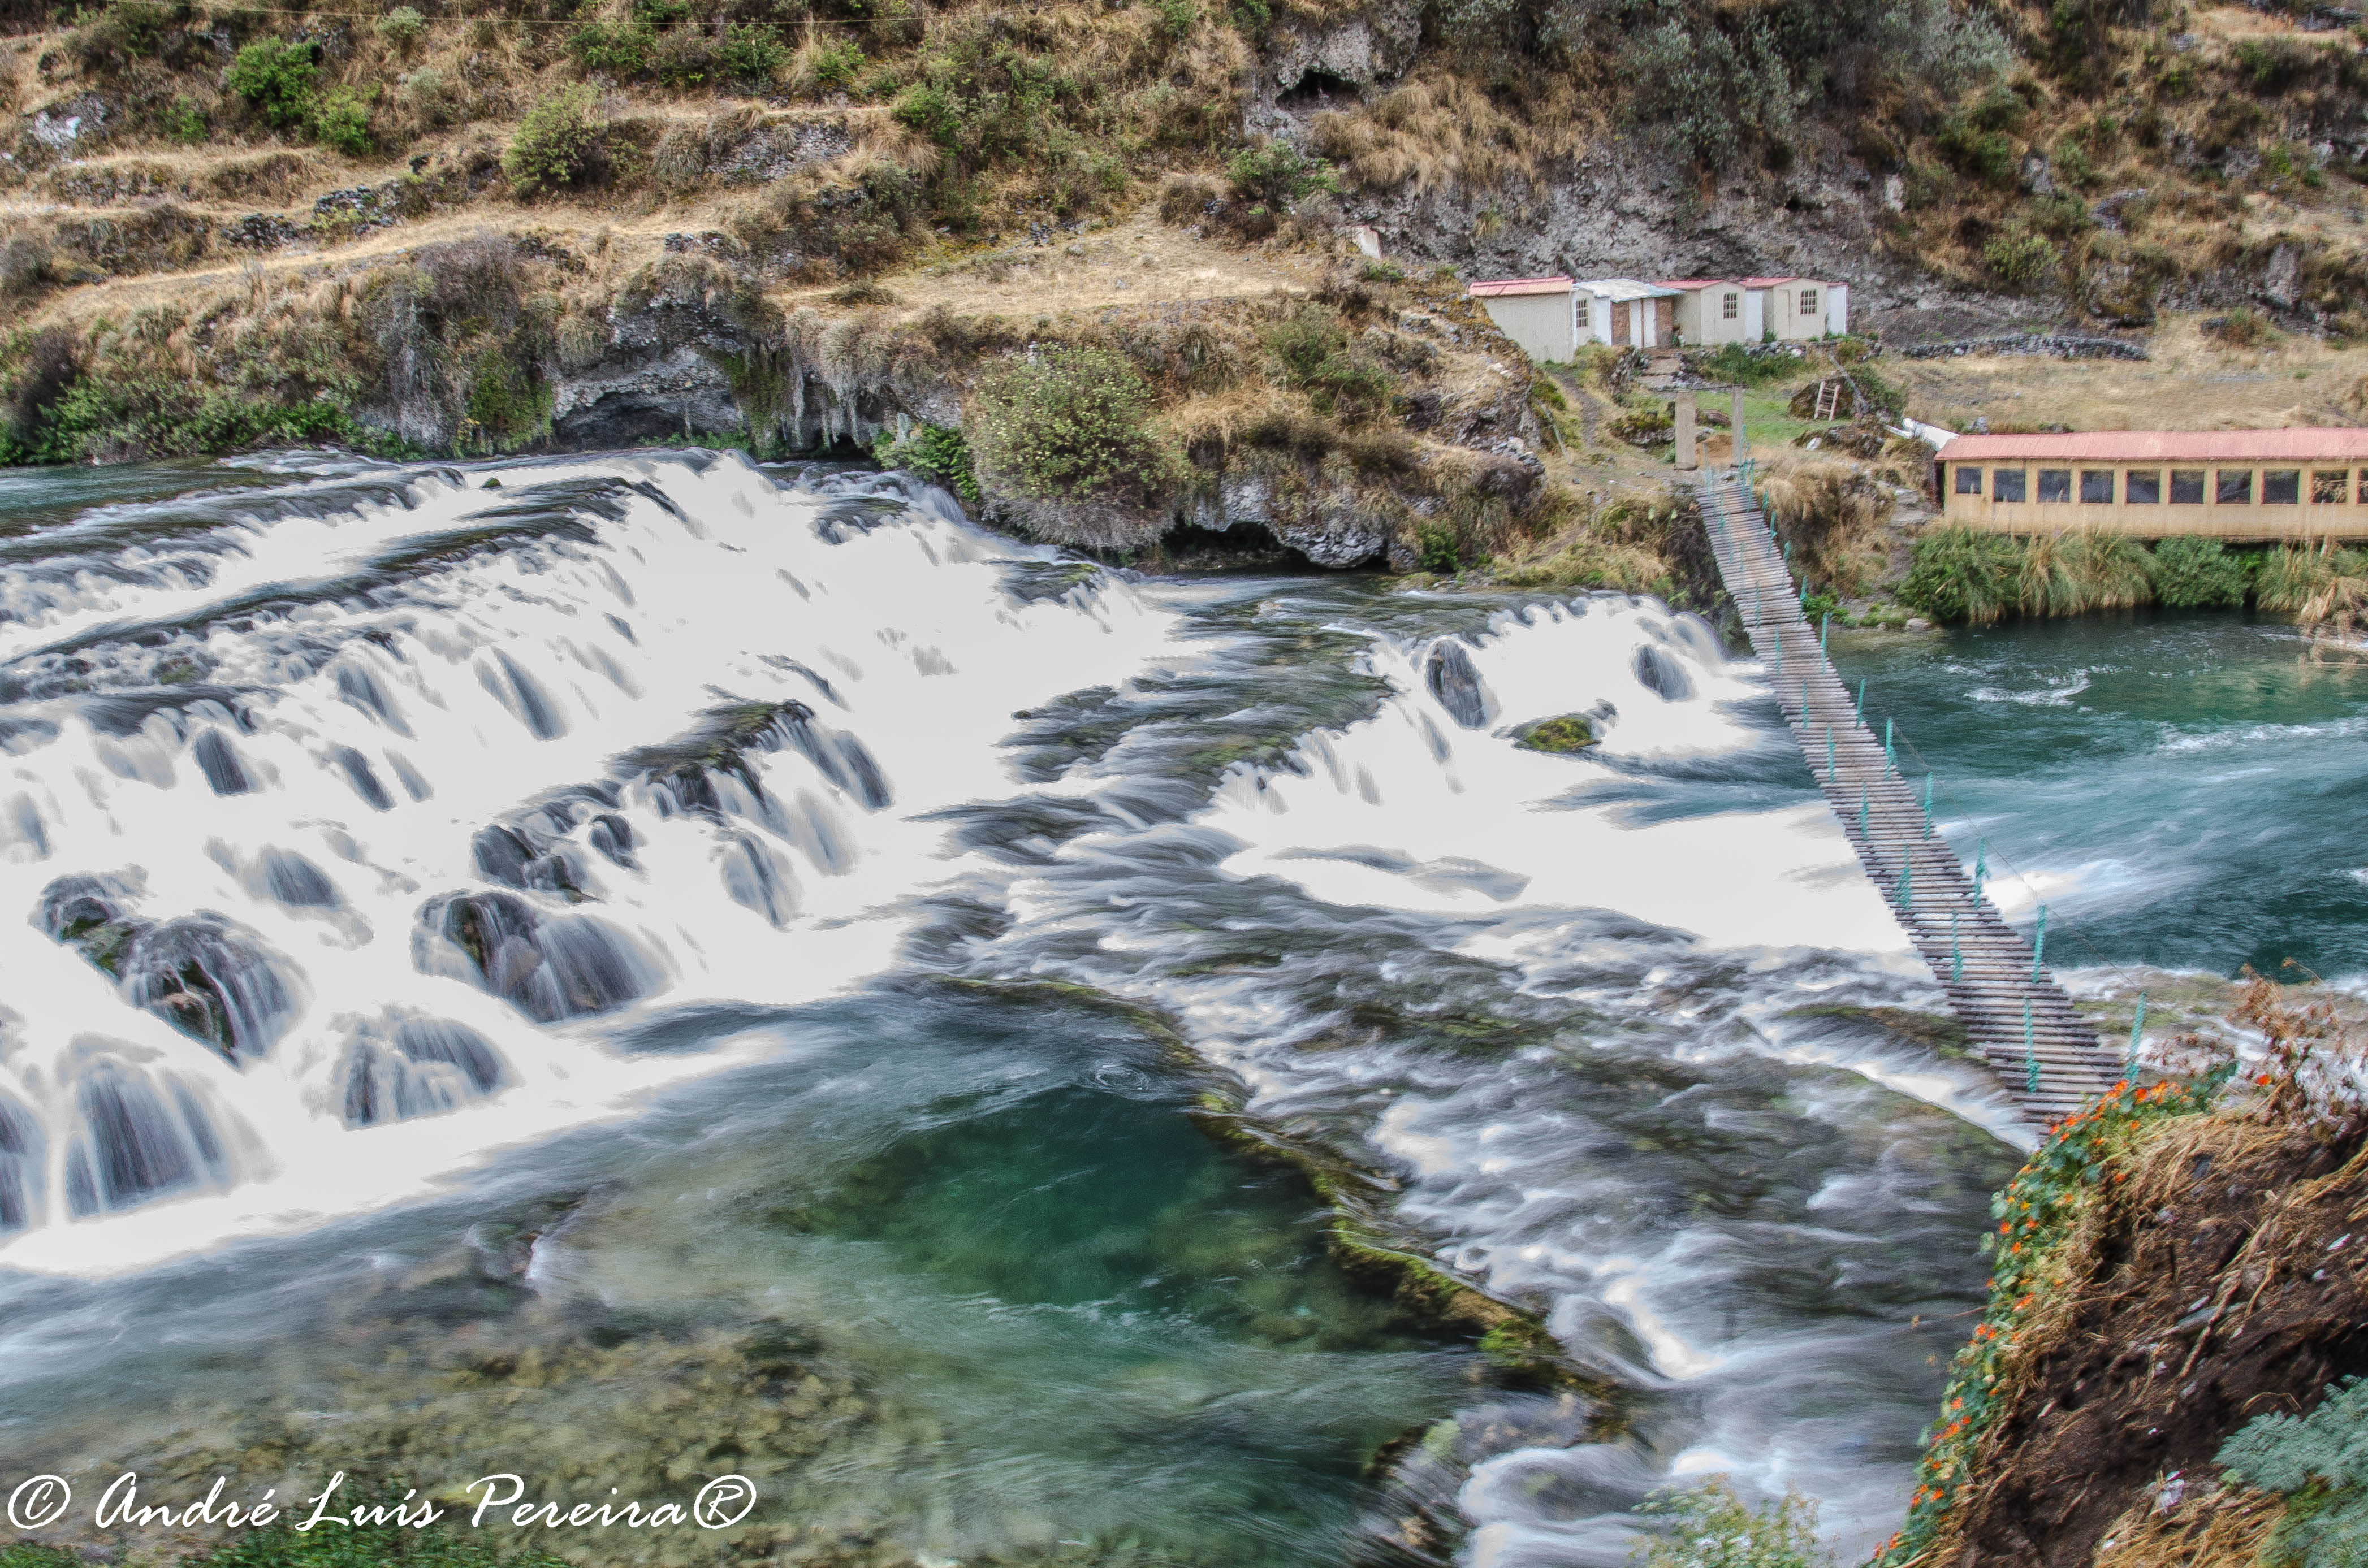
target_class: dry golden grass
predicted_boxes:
[2089,1482,2281,1568]
[1308,73,1594,200]
[1890,314,2368,434]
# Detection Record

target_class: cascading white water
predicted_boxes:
[0,452,1177,1269]
[0,451,2021,1565]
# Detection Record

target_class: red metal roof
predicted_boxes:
[1738,276,1801,287]
[1935,429,2368,462]
[1468,275,1574,297]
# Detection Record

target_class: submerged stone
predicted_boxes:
[1426,640,1492,730]
[120,914,299,1064]
[416,890,658,1022]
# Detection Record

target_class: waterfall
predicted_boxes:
[0,450,1177,1265]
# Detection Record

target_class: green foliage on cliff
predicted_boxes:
[1872,1078,2220,1568]
[1900,527,2020,624]
[874,423,982,508]
[503,86,606,198]
[2220,1376,2368,1565]
[968,346,1177,504]
[226,38,319,129]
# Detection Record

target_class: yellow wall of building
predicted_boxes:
[1938,458,2368,539]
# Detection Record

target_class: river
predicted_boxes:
[2,451,2321,1567]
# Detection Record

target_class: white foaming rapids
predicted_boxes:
[996,594,2008,1561]
[0,453,1178,1271]
[1200,597,1912,953]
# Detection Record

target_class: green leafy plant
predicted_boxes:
[1264,306,1386,417]
[1634,1478,1831,1568]
[1982,229,2059,289]
[2149,535,2247,608]
[2220,1375,2368,1563]
[226,37,320,129]
[721,21,788,84]
[375,5,426,50]
[312,85,375,157]
[873,422,982,507]
[1225,138,1342,210]
[502,85,605,198]
[967,345,1177,503]
[1154,0,1199,34]
[807,37,867,89]
[571,19,651,75]
[163,92,208,144]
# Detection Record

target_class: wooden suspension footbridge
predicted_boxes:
[1697,474,2121,1121]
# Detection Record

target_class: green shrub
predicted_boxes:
[720,20,788,84]
[2149,536,2247,608]
[1634,1478,1830,1568]
[1901,526,2020,624]
[808,37,867,88]
[227,38,320,129]
[1154,0,1199,34]
[571,18,654,75]
[1225,138,1342,210]
[75,0,175,68]
[1934,117,2017,184]
[968,345,1177,503]
[651,27,714,88]
[1265,306,1387,417]
[874,422,981,507]
[312,85,375,156]
[163,92,208,144]
[1982,230,2059,289]
[502,84,605,198]
[2220,1375,2368,1565]
[375,5,427,49]
[463,344,552,452]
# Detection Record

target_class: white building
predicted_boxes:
[1575,279,1681,349]
[1660,279,1752,346]
[1466,275,1577,363]
[1734,276,1848,340]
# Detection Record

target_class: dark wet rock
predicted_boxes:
[1511,715,1597,754]
[721,834,796,926]
[1631,645,1692,701]
[616,699,892,820]
[472,823,586,899]
[260,848,339,908]
[1425,641,1493,730]
[330,744,394,811]
[121,915,299,1064]
[335,662,409,733]
[588,812,637,868]
[191,728,253,795]
[38,872,150,977]
[342,1017,505,1127]
[0,1091,41,1233]
[388,752,433,800]
[64,1063,228,1216]
[493,649,567,740]
[415,890,658,1022]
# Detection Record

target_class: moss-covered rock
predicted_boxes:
[1513,714,1595,753]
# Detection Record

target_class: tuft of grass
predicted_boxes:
[2257,543,2368,638]
[1900,526,2020,625]
[2151,535,2247,609]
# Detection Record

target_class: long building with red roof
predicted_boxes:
[1933,428,2368,538]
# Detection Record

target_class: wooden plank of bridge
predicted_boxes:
[1695,475,2120,1123]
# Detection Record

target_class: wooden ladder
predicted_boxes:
[1697,476,2121,1124]
[1812,379,1842,421]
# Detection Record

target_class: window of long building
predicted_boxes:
[2265,469,2302,504]
[2315,470,2349,504]
[2080,470,2114,503]
[2218,470,2254,504]
[1994,469,2027,501]
[1954,465,1982,495]
[2172,470,2205,504]
[2038,469,2072,502]
[2127,470,2162,504]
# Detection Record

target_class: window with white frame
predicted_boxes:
[1721,292,1738,319]
[1800,288,1819,316]
[1576,296,1590,328]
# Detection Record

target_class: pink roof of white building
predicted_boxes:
[1936,430,2368,462]
[1656,279,1731,291]
[1737,276,1803,287]
[1467,276,1574,297]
